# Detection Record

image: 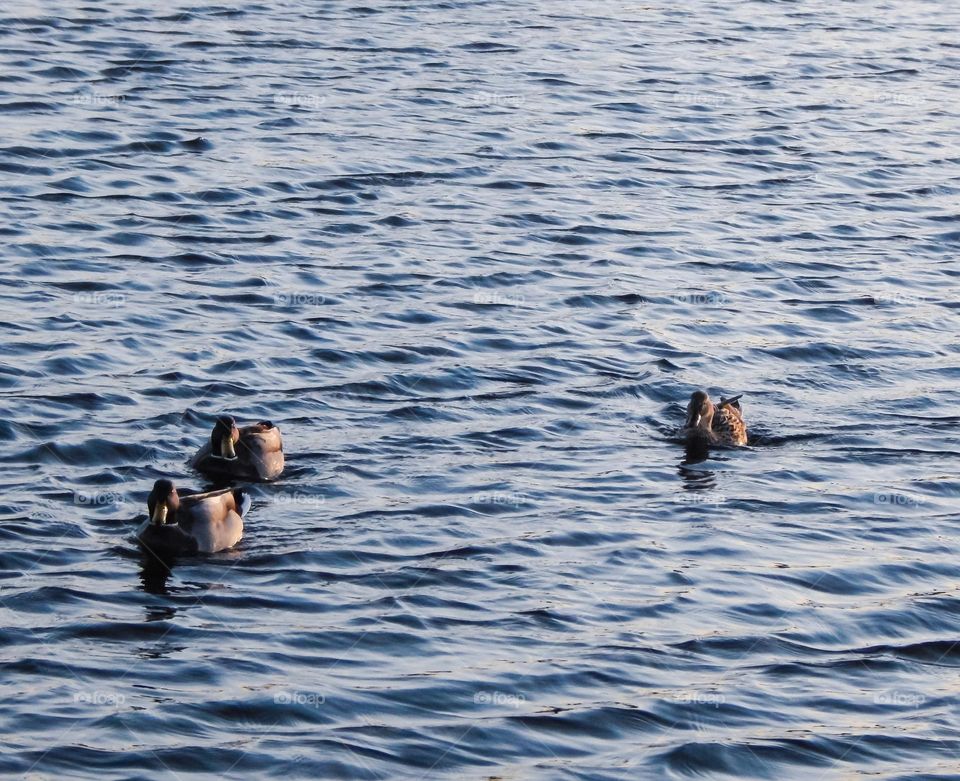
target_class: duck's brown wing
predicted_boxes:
[239,422,278,437]
[181,489,244,552]
[713,406,747,445]
[180,486,236,507]
[238,424,284,480]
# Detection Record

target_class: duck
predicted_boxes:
[191,415,284,482]
[682,390,748,446]
[136,478,250,556]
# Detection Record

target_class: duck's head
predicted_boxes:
[684,390,714,431]
[210,414,240,459]
[147,479,180,526]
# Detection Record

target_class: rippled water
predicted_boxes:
[2,1,960,778]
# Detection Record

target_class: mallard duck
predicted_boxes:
[682,390,748,446]
[191,415,284,482]
[136,478,250,556]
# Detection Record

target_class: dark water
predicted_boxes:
[2,1,959,778]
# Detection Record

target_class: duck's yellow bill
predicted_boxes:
[151,504,168,525]
[221,435,236,459]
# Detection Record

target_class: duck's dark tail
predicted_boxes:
[719,394,743,410]
[233,487,253,517]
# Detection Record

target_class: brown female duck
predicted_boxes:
[136,478,250,556]
[191,415,284,482]
[682,390,748,446]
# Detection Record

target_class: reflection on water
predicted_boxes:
[138,555,175,597]
[680,441,713,470]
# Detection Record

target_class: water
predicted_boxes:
[1,1,959,778]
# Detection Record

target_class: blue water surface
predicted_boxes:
[1,1,959,778]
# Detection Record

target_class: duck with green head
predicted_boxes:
[136,478,250,557]
[191,415,284,482]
